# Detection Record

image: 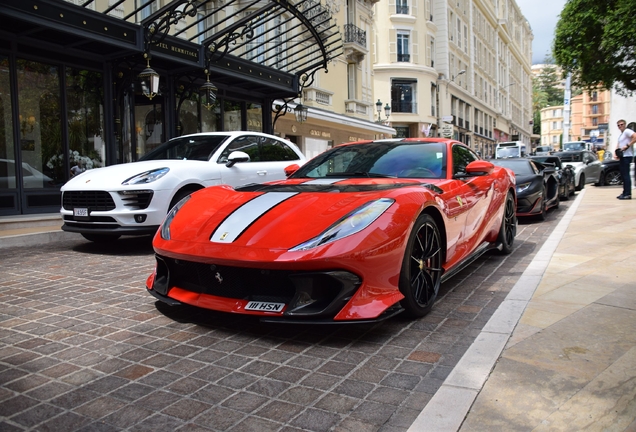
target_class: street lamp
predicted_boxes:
[199,69,218,110]
[294,100,308,123]
[376,99,391,123]
[138,57,160,100]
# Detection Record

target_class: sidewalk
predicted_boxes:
[0,213,75,249]
[410,185,636,431]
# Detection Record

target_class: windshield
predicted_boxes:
[563,142,585,151]
[555,152,582,162]
[532,157,561,167]
[496,147,520,158]
[139,135,229,161]
[291,141,447,179]
[492,160,535,175]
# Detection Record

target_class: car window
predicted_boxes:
[291,141,446,178]
[140,135,227,161]
[452,144,478,176]
[218,135,261,163]
[583,151,597,163]
[260,138,301,162]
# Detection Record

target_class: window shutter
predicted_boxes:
[426,35,432,67]
[411,0,417,17]
[389,29,397,63]
[412,30,419,64]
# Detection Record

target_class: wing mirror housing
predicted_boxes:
[465,160,494,176]
[226,151,250,167]
[284,164,300,177]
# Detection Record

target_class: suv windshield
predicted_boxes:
[291,141,448,179]
[140,135,230,161]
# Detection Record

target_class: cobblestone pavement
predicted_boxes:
[0,200,573,432]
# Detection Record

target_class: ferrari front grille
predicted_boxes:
[62,191,115,211]
[161,257,296,303]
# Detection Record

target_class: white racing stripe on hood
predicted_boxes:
[303,178,344,184]
[210,192,298,243]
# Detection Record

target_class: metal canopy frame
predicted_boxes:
[0,0,343,100]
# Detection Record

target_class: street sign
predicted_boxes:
[441,115,454,123]
[441,124,454,138]
[598,123,608,131]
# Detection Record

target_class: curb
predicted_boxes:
[0,230,78,249]
[407,189,587,432]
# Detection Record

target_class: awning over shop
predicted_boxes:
[0,0,343,99]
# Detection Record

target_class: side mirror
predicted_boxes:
[226,151,250,168]
[284,164,300,177]
[465,160,494,176]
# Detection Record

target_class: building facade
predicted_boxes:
[570,88,610,147]
[372,0,533,158]
[0,0,393,216]
[540,106,564,150]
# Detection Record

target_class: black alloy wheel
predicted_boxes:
[399,214,443,317]
[497,192,516,255]
[604,169,622,186]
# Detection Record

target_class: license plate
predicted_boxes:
[245,301,285,312]
[73,208,89,217]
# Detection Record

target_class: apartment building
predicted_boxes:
[372,0,533,157]
[540,106,564,150]
[539,88,611,150]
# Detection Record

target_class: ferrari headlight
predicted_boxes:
[122,167,170,185]
[290,198,394,251]
[160,195,191,240]
[516,182,532,193]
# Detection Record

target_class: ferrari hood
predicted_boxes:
[61,160,208,190]
[166,179,436,249]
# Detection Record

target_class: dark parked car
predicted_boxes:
[492,158,559,220]
[596,158,622,186]
[529,155,576,199]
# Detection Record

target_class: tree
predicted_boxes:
[554,0,636,94]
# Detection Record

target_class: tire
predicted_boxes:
[538,191,547,221]
[605,169,622,186]
[169,188,197,212]
[576,174,585,191]
[497,192,516,255]
[81,233,121,243]
[595,172,605,187]
[399,214,443,318]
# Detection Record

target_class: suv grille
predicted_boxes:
[62,191,115,211]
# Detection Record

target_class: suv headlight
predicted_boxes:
[122,168,170,185]
[290,198,394,251]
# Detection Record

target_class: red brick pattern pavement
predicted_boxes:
[0,203,568,431]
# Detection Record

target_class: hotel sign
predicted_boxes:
[150,35,200,66]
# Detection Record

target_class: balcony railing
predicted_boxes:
[397,54,410,62]
[391,101,417,113]
[344,24,366,48]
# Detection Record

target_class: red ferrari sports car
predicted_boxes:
[146,138,517,323]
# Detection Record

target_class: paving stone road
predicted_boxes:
[0,199,572,431]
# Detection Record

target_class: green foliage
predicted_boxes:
[554,0,636,94]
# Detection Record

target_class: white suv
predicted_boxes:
[61,132,306,242]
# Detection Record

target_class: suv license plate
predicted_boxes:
[74,208,89,217]
[245,301,285,312]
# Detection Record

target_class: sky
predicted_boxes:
[515,0,567,64]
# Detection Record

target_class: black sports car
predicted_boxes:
[529,155,576,199]
[492,158,560,220]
